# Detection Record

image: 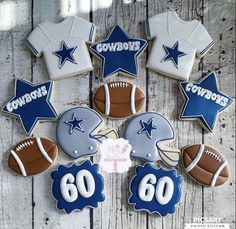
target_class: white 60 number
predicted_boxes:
[60,170,95,202]
[138,174,174,205]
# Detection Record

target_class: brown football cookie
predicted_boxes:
[182,144,230,187]
[93,81,145,118]
[8,137,58,176]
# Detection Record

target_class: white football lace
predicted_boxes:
[110,82,129,88]
[205,150,222,162]
[16,140,34,151]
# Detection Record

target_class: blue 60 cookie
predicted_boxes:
[179,72,234,132]
[124,112,180,167]
[57,107,108,159]
[90,25,147,80]
[2,79,57,135]
[129,163,182,216]
[51,160,105,213]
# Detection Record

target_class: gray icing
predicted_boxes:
[124,112,174,162]
[56,107,103,159]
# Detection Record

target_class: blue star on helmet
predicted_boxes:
[90,25,147,80]
[138,118,157,139]
[65,113,85,134]
[161,41,187,68]
[179,72,234,132]
[53,41,77,69]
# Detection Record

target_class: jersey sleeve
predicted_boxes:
[188,23,214,58]
[72,17,96,43]
[26,25,50,57]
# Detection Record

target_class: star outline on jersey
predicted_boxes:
[65,113,85,134]
[53,41,78,69]
[161,41,187,69]
[138,118,157,139]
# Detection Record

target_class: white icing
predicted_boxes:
[138,174,156,201]
[10,150,27,176]
[60,173,78,202]
[110,82,128,88]
[185,144,205,172]
[155,176,174,205]
[130,85,136,114]
[36,138,53,163]
[210,161,228,187]
[16,140,34,151]
[96,41,140,52]
[76,169,95,198]
[104,84,110,116]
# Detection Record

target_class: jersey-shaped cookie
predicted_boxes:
[146,11,213,81]
[124,112,180,167]
[57,107,106,159]
[26,16,96,80]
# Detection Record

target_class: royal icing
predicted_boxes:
[2,79,57,135]
[26,16,96,80]
[129,163,182,216]
[124,112,180,167]
[57,107,113,159]
[51,160,105,213]
[146,11,213,80]
[90,25,147,80]
[179,72,234,132]
[99,138,132,173]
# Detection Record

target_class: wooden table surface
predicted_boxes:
[0,0,235,229]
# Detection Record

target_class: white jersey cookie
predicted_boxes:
[146,11,213,81]
[26,16,96,80]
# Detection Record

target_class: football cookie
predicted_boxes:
[124,112,180,167]
[99,138,132,173]
[90,25,147,80]
[182,144,230,187]
[26,16,96,80]
[1,79,57,135]
[8,137,58,176]
[129,163,182,216]
[51,160,105,213]
[179,72,234,132]
[146,11,213,80]
[93,81,145,118]
[56,107,116,159]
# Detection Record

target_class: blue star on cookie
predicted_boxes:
[90,25,147,80]
[53,41,77,69]
[179,72,234,132]
[129,163,182,216]
[138,118,157,139]
[65,113,85,134]
[2,79,57,135]
[162,41,187,68]
[51,160,105,214]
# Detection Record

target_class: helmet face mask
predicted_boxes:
[124,112,180,166]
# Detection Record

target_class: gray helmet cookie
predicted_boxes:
[57,107,103,159]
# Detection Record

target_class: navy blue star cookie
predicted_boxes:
[161,41,187,69]
[51,160,105,214]
[90,25,147,80]
[179,72,234,132]
[129,163,182,216]
[53,41,77,69]
[2,79,57,135]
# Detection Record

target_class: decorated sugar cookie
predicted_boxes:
[2,79,57,135]
[99,138,132,173]
[57,107,116,159]
[26,16,96,80]
[182,144,230,187]
[129,163,182,216]
[124,112,180,167]
[93,81,145,118]
[8,137,58,177]
[51,160,105,213]
[179,72,234,132]
[146,11,214,80]
[90,25,147,80]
